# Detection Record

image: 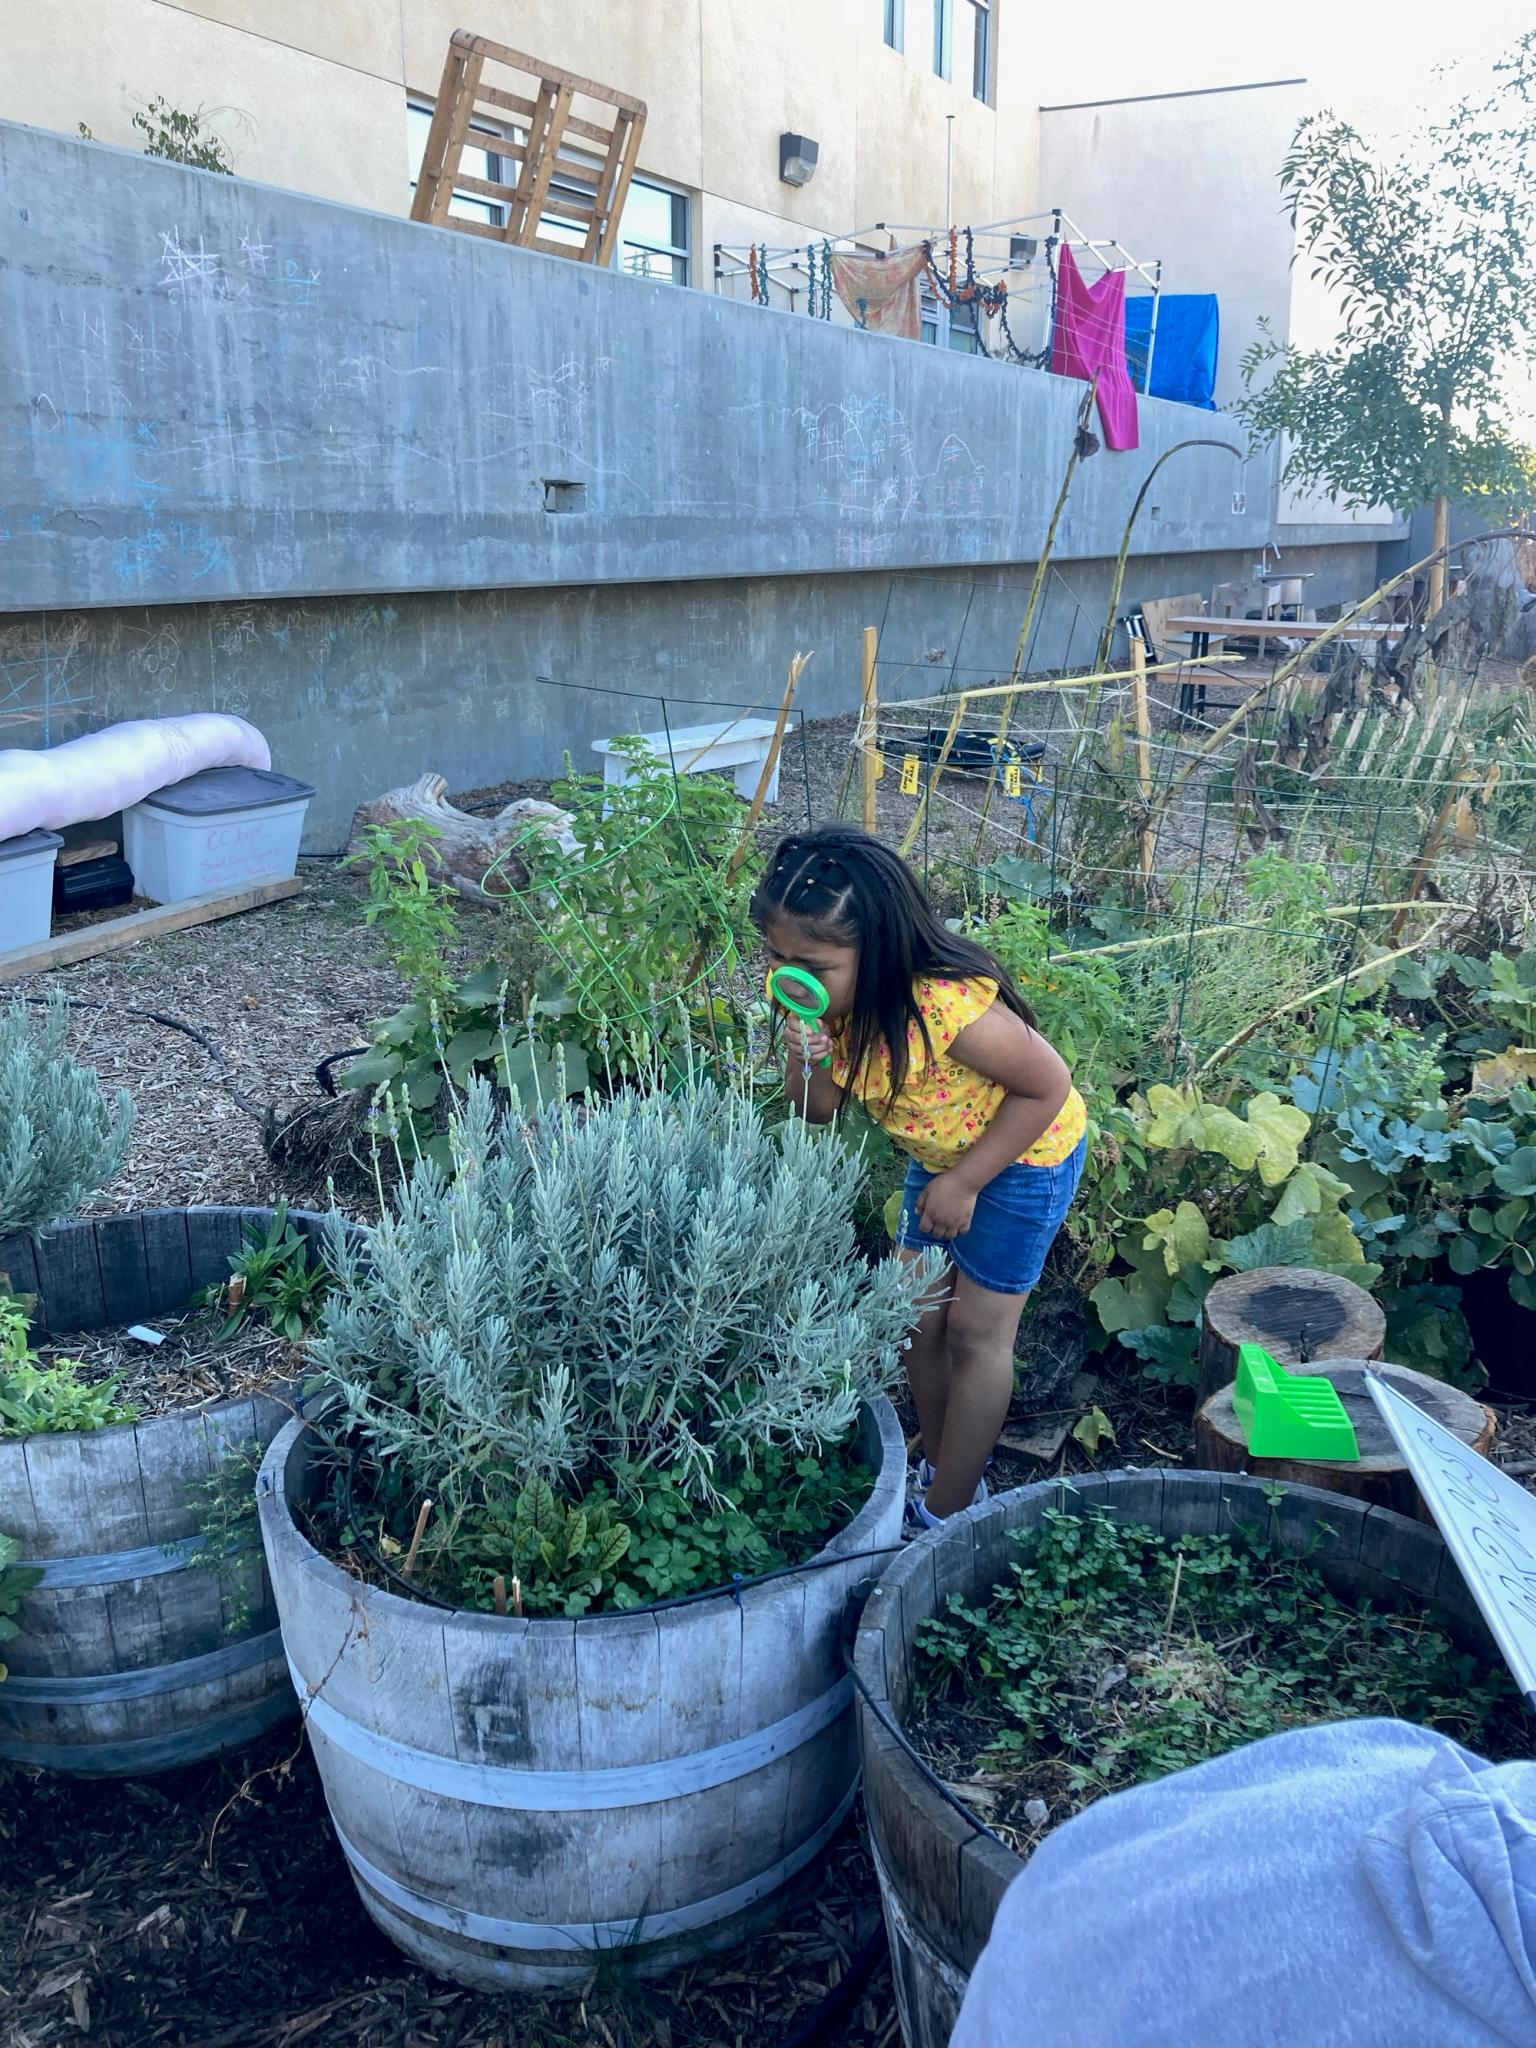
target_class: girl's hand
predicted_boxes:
[915,1170,977,1239]
[786,1016,834,1067]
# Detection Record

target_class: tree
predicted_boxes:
[1237,34,1536,614]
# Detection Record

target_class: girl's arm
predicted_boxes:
[915,1005,1073,1238]
[782,1017,843,1124]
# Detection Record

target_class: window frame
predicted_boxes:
[971,0,993,103]
[616,174,692,287]
[933,0,953,79]
[883,0,905,51]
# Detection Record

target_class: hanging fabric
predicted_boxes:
[1125,294,1220,410]
[1050,243,1139,450]
[829,244,929,339]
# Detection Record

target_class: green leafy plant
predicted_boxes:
[979,901,1131,1105]
[340,822,585,1168]
[312,1075,929,1615]
[914,1507,1522,1836]
[132,96,235,172]
[178,1441,264,1635]
[217,1201,330,1343]
[0,1290,136,1436]
[0,1530,42,1683]
[513,744,762,1078]
[0,998,133,1237]
[1080,1082,1377,1384]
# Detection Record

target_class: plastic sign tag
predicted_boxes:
[873,749,886,780]
[1004,763,1023,797]
[900,755,921,796]
[1366,1370,1536,1710]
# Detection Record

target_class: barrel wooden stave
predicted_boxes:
[856,1467,1498,2048]
[259,1398,905,1987]
[0,1207,321,1774]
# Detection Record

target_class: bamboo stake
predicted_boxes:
[403,1498,434,1580]
[859,627,879,833]
[1393,758,1475,938]
[1131,635,1155,890]
[1051,901,1475,964]
[1094,438,1245,671]
[728,651,810,881]
[492,1574,509,1617]
[1193,917,1447,1079]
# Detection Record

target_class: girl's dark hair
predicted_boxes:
[750,825,1036,1113]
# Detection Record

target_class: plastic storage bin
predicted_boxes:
[124,766,315,905]
[0,829,63,951]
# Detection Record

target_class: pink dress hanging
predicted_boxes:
[1051,243,1139,451]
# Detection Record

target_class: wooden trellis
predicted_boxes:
[410,30,647,264]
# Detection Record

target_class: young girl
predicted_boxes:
[753,825,1087,1527]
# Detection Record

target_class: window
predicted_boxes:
[933,0,953,78]
[407,101,690,284]
[920,290,979,353]
[883,0,904,50]
[617,177,691,286]
[971,0,992,102]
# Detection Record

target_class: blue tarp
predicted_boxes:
[1125,294,1219,410]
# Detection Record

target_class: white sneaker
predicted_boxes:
[917,1457,991,1501]
[908,1478,990,1529]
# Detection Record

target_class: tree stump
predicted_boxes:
[1194,1358,1495,1521]
[1196,1266,1385,1408]
[345,774,575,902]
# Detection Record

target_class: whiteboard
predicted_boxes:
[1366,1370,1536,1709]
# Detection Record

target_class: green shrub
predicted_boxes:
[312,1077,928,1614]
[0,1290,136,1436]
[0,999,133,1239]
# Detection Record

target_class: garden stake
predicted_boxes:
[492,1574,508,1616]
[403,1497,434,1580]
[511,1574,524,1618]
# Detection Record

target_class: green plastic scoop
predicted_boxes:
[1233,1343,1360,1462]
[767,965,833,1068]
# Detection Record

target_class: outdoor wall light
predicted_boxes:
[779,133,819,187]
[1010,235,1038,265]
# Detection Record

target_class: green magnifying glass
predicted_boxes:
[766,965,833,1068]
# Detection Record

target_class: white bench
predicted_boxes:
[591,718,781,803]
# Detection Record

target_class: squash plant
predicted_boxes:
[1082,1082,1377,1386]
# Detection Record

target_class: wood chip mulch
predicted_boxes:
[36,1306,299,1418]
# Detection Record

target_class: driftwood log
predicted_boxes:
[346,774,575,901]
[1196,1265,1385,1408]
[1195,1358,1495,1520]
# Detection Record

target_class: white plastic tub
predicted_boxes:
[0,829,62,951]
[124,767,315,904]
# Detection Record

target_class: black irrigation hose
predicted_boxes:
[777,1922,889,2048]
[315,1046,370,1098]
[17,992,266,1123]
[844,1634,1008,1850]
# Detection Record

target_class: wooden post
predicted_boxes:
[1130,634,1154,889]
[1195,1265,1385,1409]
[860,627,879,834]
[728,652,810,882]
[1195,1358,1494,1521]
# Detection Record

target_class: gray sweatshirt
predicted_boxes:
[951,1717,1536,2048]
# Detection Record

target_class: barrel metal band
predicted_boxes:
[293,1658,852,1812]
[2,1628,283,1704]
[22,1535,201,1588]
[0,1686,294,1772]
[335,1779,858,1955]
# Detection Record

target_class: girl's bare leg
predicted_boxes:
[923,1273,1027,1518]
[899,1249,955,1468]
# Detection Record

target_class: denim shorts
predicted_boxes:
[895,1136,1088,1295]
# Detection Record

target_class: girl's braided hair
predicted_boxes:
[750,825,1035,1114]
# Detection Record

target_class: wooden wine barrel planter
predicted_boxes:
[0,1206,327,1775]
[855,1467,1503,2048]
[257,1397,907,1990]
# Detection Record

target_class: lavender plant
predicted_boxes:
[0,999,133,1239]
[312,1076,930,1610]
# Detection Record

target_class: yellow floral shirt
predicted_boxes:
[831,976,1087,1172]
